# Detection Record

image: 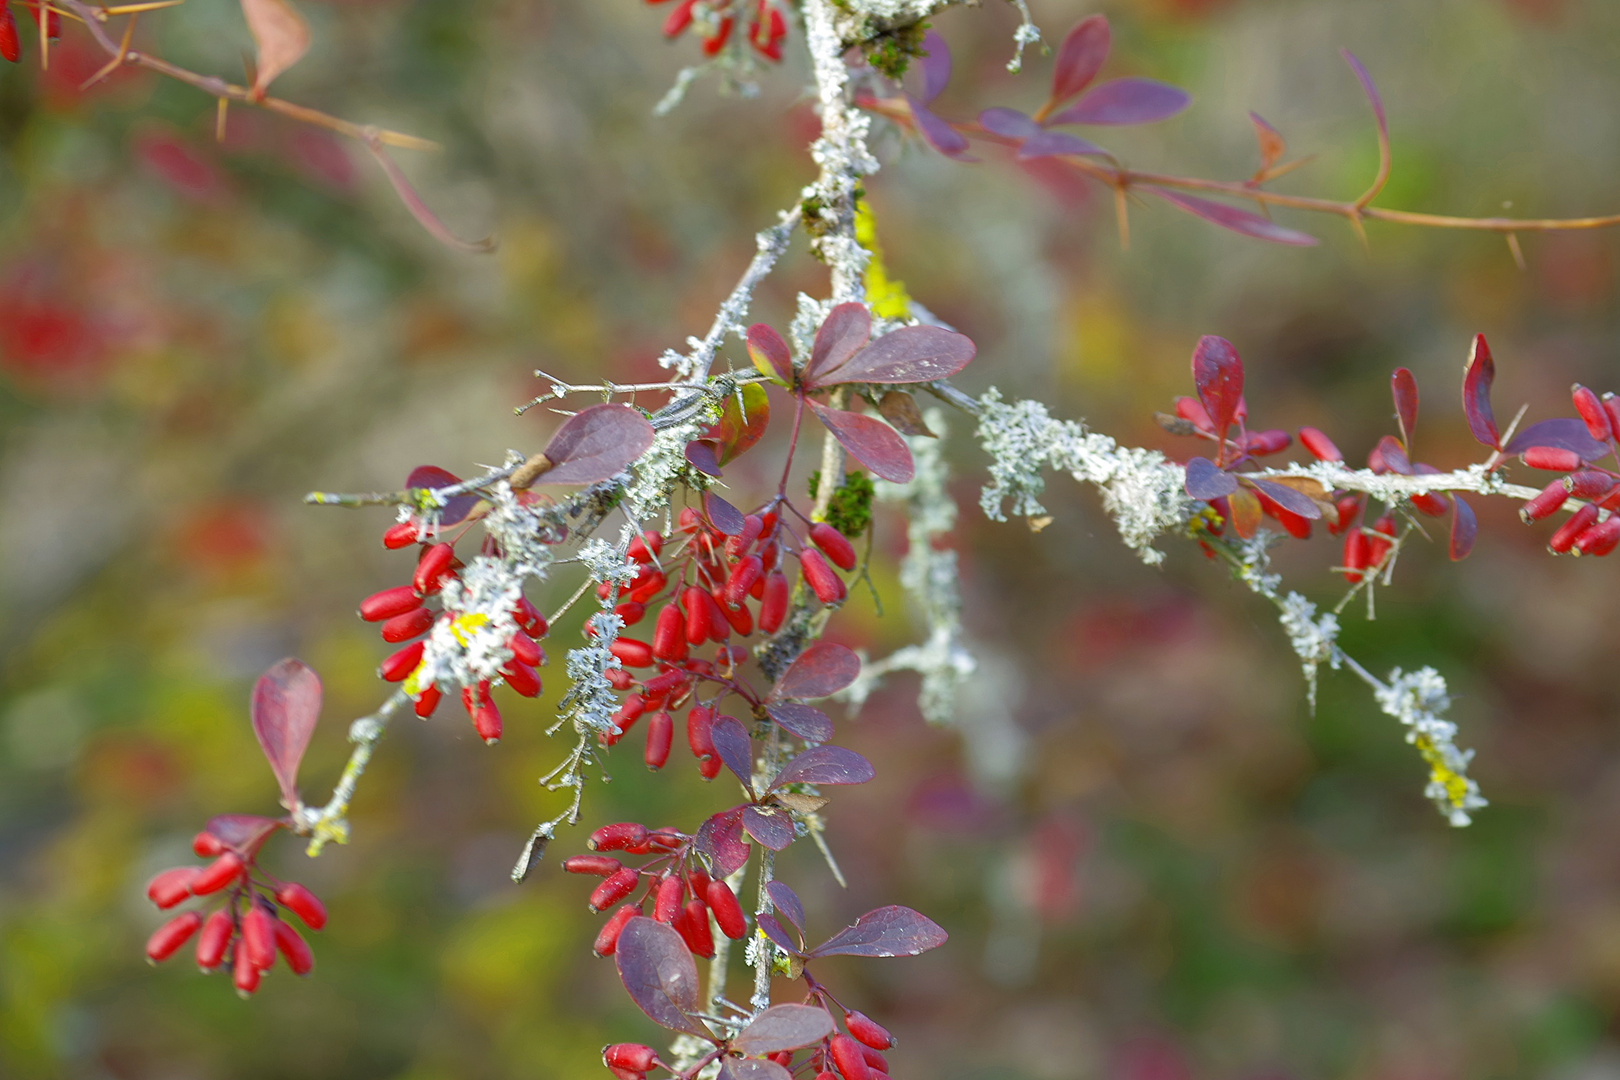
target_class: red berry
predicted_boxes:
[564,854,623,876]
[800,549,846,605]
[687,868,711,898]
[359,585,421,622]
[0,7,19,64]
[195,908,233,970]
[1342,527,1371,584]
[653,873,685,923]
[725,514,765,558]
[414,685,442,718]
[241,905,277,971]
[663,0,697,37]
[830,1034,871,1080]
[589,822,650,852]
[715,587,754,636]
[683,586,715,645]
[1573,384,1613,442]
[611,638,655,668]
[645,710,674,770]
[654,602,688,661]
[382,521,419,549]
[503,661,541,698]
[147,867,200,909]
[604,1044,659,1072]
[629,569,668,605]
[615,600,646,626]
[703,14,733,53]
[606,668,635,690]
[1573,515,1620,557]
[809,522,858,571]
[509,631,543,667]
[1523,446,1583,472]
[146,911,203,963]
[846,1011,895,1050]
[1299,426,1343,463]
[1551,502,1602,553]
[676,898,715,958]
[514,596,548,638]
[860,1047,890,1072]
[380,605,435,643]
[1521,480,1570,523]
[706,879,747,939]
[1605,393,1620,443]
[594,902,641,956]
[628,530,664,563]
[1241,428,1292,457]
[233,950,261,996]
[379,640,426,682]
[190,852,246,896]
[413,543,456,595]
[192,830,225,858]
[725,555,764,607]
[1564,471,1615,499]
[760,571,789,633]
[1409,490,1450,518]
[698,755,723,780]
[590,867,641,912]
[275,882,327,930]
[464,684,501,743]
[687,705,715,761]
[274,918,314,975]
[1366,513,1396,568]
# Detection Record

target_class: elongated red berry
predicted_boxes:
[683,586,712,645]
[654,603,688,661]
[653,874,685,923]
[195,908,233,970]
[1573,384,1613,442]
[147,867,200,909]
[502,661,540,698]
[715,588,753,635]
[615,600,646,626]
[706,879,747,939]
[1298,426,1343,462]
[514,596,548,638]
[1366,514,1396,569]
[629,569,667,605]
[810,522,858,571]
[1565,471,1615,499]
[190,852,246,896]
[241,905,277,971]
[192,830,225,859]
[507,631,542,667]
[605,1044,659,1073]
[274,918,313,975]
[846,1011,895,1051]
[0,7,19,64]
[1523,446,1583,472]
[379,640,425,682]
[687,868,711,899]
[590,867,641,912]
[1410,490,1450,518]
[233,951,261,996]
[801,549,846,604]
[359,585,421,622]
[1521,480,1570,523]
[611,638,654,667]
[1242,428,1292,456]
[1551,502,1602,553]
[759,571,789,633]
[725,514,765,558]
[414,684,442,717]
[589,822,650,852]
[1342,528,1370,584]
[628,530,664,563]
[594,902,642,957]
[382,521,419,549]
[464,684,501,743]
[687,705,715,761]
[275,882,327,930]
[644,710,673,770]
[414,543,456,595]
[676,898,715,958]
[563,854,623,876]
[1574,515,1620,556]
[663,0,697,36]
[147,911,203,963]
[830,1033,871,1080]
[381,606,435,643]
[725,555,764,607]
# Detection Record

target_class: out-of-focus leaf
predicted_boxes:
[1463,334,1500,450]
[808,905,948,959]
[1376,435,1413,475]
[742,806,794,851]
[695,807,750,877]
[772,642,861,700]
[979,107,1041,138]
[1247,478,1323,519]
[1392,368,1419,447]
[732,1005,835,1057]
[765,702,833,743]
[711,384,770,465]
[757,912,799,954]
[768,745,875,789]
[406,466,482,526]
[876,390,935,437]
[1340,50,1388,153]
[539,404,656,484]
[1451,495,1477,561]
[685,441,724,477]
[705,491,748,536]
[710,715,754,790]
[766,881,806,934]
[1228,487,1262,539]
[1151,189,1319,247]
[614,917,710,1038]
[719,1058,793,1080]
[747,323,794,384]
[1050,78,1190,126]
[364,141,496,254]
[251,658,321,808]
[809,326,976,388]
[907,95,976,161]
[1047,15,1110,108]
[1017,131,1108,160]
[1184,457,1237,500]
[919,29,952,103]
[805,303,872,386]
[807,401,914,483]
[1191,336,1245,439]
[241,0,310,98]
[1250,111,1285,172]
[204,814,284,853]
[1506,418,1610,461]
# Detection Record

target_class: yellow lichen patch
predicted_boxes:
[856,200,912,320]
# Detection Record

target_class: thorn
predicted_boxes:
[1114,184,1130,252]
[1348,211,1370,251]
[216,97,229,142]
[1505,231,1526,271]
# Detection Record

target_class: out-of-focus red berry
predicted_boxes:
[382,521,419,549]
[1573,384,1613,442]
[190,852,246,896]
[1298,426,1343,462]
[241,905,277,971]
[274,919,314,975]
[706,879,747,939]
[611,638,655,667]
[146,911,203,963]
[147,867,200,909]
[275,883,327,930]
[594,902,642,957]
[381,606,435,643]
[195,908,233,970]
[359,585,421,622]
[1551,503,1602,553]
[379,640,425,682]
[590,867,641,913]
[414,684,442,718]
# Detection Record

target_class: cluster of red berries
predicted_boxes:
[644,0,788,61]
[1516,384,1620,556]
[360,518,550,744]
[144,827,327,997]
[566,821,750,961]
[600,1012,897,1080]
[0,2,61,64]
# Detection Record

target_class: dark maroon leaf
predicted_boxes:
[685,440,724,478]
[1391,368,1419,448]
[765,702,833,743]
[769,745,875,789]
[807,401,915,483]
[710,714,755,790]
[405,466,481,526]
[1048,14,1110,108]
[1017,131,1108,160]
[742,806,795,851]
[615,916,710,1038]
[1375,435,1413,475]
[1505,418,1610,461]
[1250,112,1285,172]
[978,107,1040,138]
[907,96,976,161]
[808,905,949,959]
[1184,456,1237,500]
[732,1004,835,1057]
[539,403,657,485]
[805,302,872,386]
[757,912,799,955]
[1150,189,1319,247]
[1050,78,1190,126]
[204,814,284,853]
[251,658,322,808]
[1340,50,1388,148]
[695,807,750,877]
[705,491,748,536]
[1450,495,1477,561]
[809,326,976,389]
[1191,335,1244,440]
[766,881,806,934]
[718,1059,793,1080]
[1247,478,1322,519]
[773,641,861,700]
[746,322,794,384]
[1463,334,1500,450]
[918,29,951,103]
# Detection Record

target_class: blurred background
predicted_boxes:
[4,0,1620,1076]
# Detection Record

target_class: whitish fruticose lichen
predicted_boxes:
[1375,667,1488,827]
[1229,530,1342,712]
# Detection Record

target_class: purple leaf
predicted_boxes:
[1340,50,1388,149]
[1150,189,1319,247]
[1375,435,1413,475]
[615,917,710,1039]
[1391,368,1419,448]
[757,912,799,955]
[685,440,724,478]
[805,303,872,386]
[808,905,949,959]
[742,806,795,851]
[710,714,755,791]
[807,401,915,483]
[809,326,976,388]
[695,807,750,877]
[1048,14,1110,108]
[251,658,322,809]
[919,29,952,103]
[1506,418,1610,461]
[1191,335,1244,440]
[204,814,284,853]
[539,403,657,485]
[1247,478,1323,520]
[732,1004,835,1057]
[1017,131,1109,160]
[747,322,794,384]
[719,1059,793,1080]
[978,107,1041,138]
[405,466,480,526]
[772,641,862,700]
[1451,495,1477,561]
[769,745,876,789]
[1250,112,1285,172]
[1184,456,1237,500]
[766,881,806,934]
[1463,334,1500,450]
[1049,78,1190,126]
[705,491,748,536]
[765,702,833,743]
[907,95,976,161]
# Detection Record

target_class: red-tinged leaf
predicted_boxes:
[710,384,770,465]
[742,806,795,851]
[757,912,799,954]
[710,715,755,790]
[1151,188,1319,247]
[539,403,656,484]
[204,814,284,854]
[806,303,872,386]
[1184,457,1237,500]
[807,401,915,483]
[772,641,861,700]
[876,390,935,437]
[1340,50,1388,147]
[1049,78,1190,126]
[809,326,976,389]
[685,440,724,477]
[746,323,793,385]
[979,107,1041,138]
[1450,495,1477,561]
[918,29,952,103]
[1375,435,1413,475]
[1228,487,1262,539]
[1247,478,1323,519]
[251,658,322,808]
[766,881,806,934]
[695,807,750,877]
[1017,131,1109,160]
[364,141,495,254]
[765,702,833,743]
[718,1058,793,1080]
[406,465,480,526]
[704,491,748,536]
[808,905,948,959]
[1462,334,1500,450]
[1048,15,1110,108]
[732,1005,835,1057]
[769,745,875,789]
[241,0,310,98]
[907,96,976,161]
[1191,335,1245,439]
[1250,112,1285,172]
[614,917,710,1038]
[1391,368,1419,448]
[1505,418,1610,461]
